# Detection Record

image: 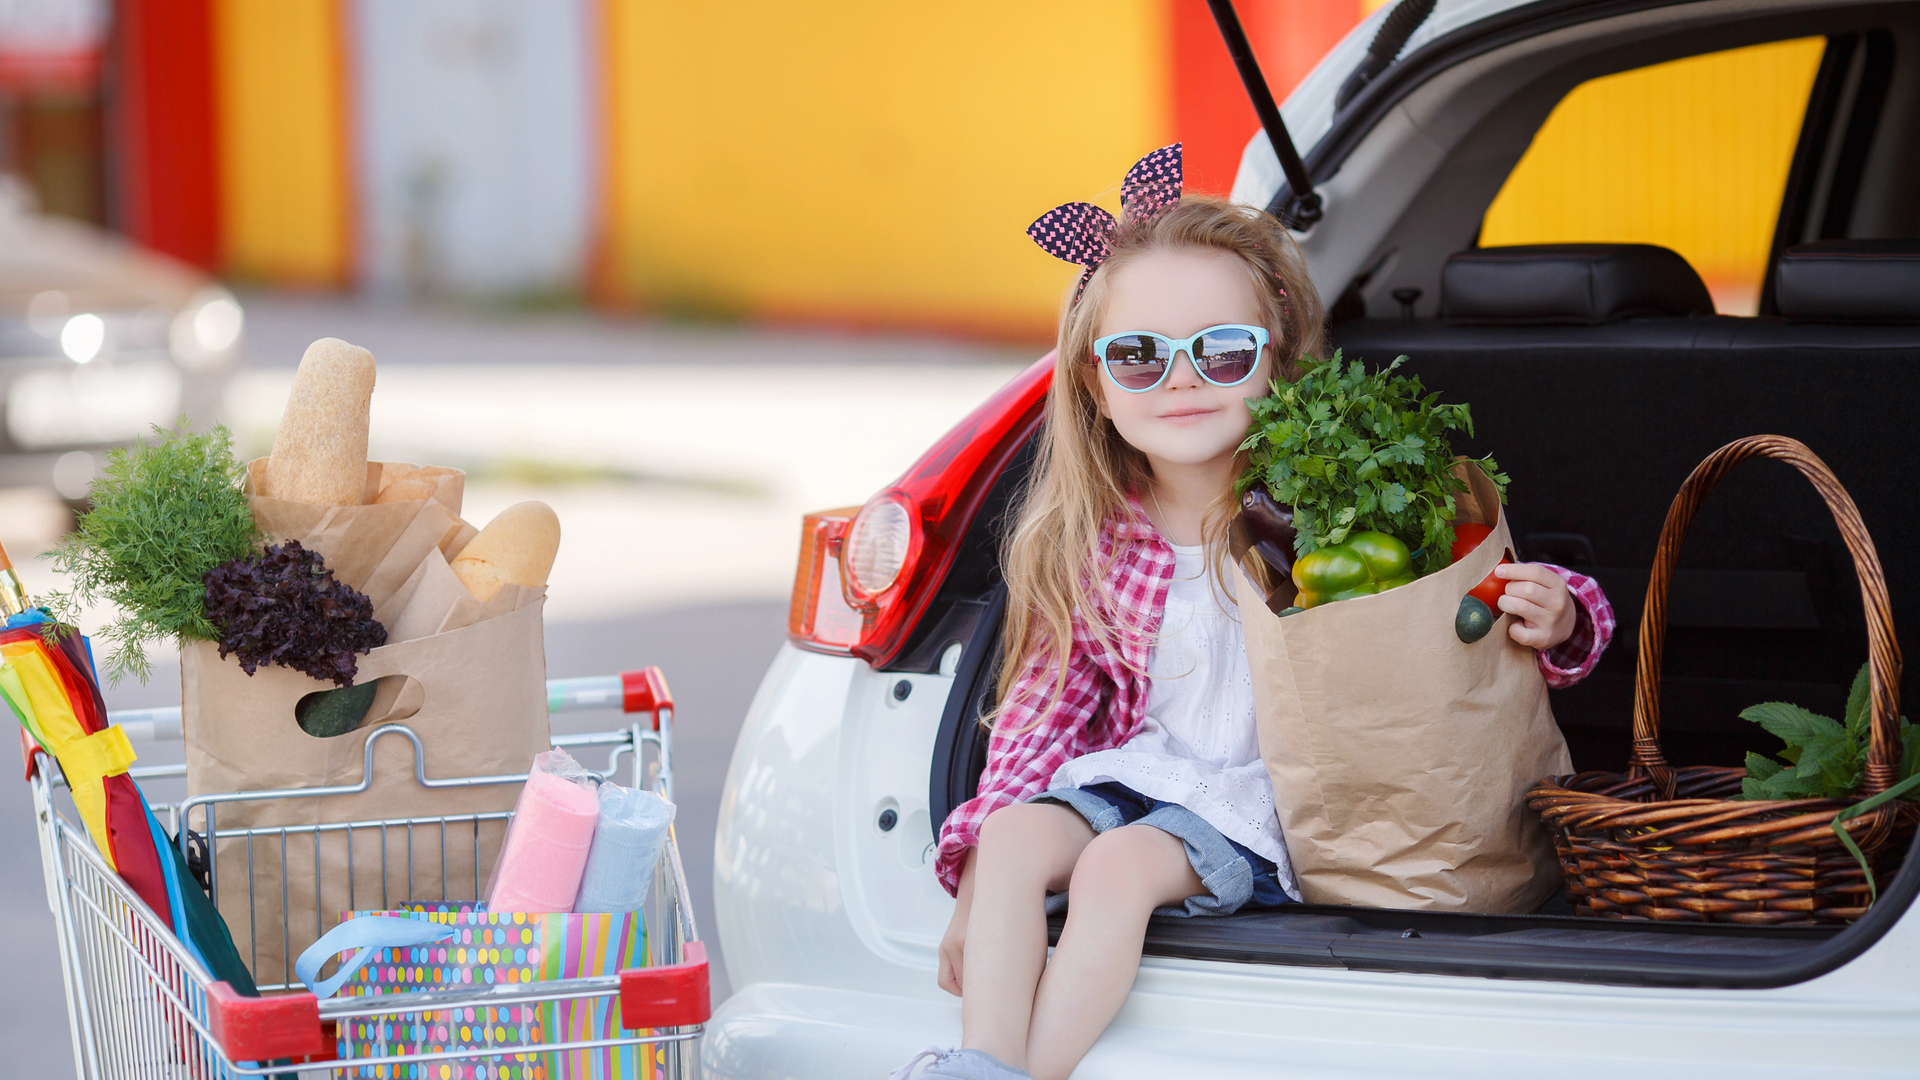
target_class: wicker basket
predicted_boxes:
[1526,435,1914,925]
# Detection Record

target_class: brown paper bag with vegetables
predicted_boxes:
[180,339,558,983]
[1234,356,1568,912]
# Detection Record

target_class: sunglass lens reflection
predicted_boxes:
[1103,335,1169,390]
[1194,329,1259,385]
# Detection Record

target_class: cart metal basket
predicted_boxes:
[29,667,709,1079]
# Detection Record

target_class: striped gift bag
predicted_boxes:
[331,903,655,1079]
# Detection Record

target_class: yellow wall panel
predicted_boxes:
[603,0,1169,337]
[212,0,349,285]
[1482,37,1824,314]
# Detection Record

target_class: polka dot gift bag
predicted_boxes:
[295,902,653,1079]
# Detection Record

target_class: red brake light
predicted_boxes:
[787,354,1053,664]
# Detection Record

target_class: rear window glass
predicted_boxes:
[1481,38,1824,315]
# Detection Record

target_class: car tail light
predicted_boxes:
[845,493,914,596]
[789,507,863,648]
[787,354,1053,665]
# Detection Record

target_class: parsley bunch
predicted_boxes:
[48,424,263,682]
[1741,663,1920,801]
[1237,353,1507,575]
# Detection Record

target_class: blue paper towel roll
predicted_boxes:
[574,782,676,914]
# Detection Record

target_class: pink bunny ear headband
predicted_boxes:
[1026,142,1289,307]
[1026,143,1183,303]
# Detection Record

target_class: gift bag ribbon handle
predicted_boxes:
[295,915,457,999]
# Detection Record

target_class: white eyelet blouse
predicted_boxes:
[1048,542,1300,899]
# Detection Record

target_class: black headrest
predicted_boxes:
[1439,244,1714,325]
[1776,240,1920,323]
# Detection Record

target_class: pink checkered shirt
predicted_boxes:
[932,502,1615,895]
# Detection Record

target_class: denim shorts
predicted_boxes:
[1030,781,1296,918]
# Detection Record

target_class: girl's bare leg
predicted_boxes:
[1024,824,1202,1080]
[957,803,1096,1069]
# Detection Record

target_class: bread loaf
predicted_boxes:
[451,501,560,601]
[266,338,375,506]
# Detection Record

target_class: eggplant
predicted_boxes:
[1239,487,1297,577]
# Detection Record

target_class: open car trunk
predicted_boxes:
[901,0,1920,989]
[910,408,1917,987]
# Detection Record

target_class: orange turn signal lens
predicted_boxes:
[788,507,865,650]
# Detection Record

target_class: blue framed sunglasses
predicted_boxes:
[1092,323,1270,393]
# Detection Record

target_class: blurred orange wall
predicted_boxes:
[597,0,1363,338]
[109,0,353,284]
[1176,0,1385,196]
[112,0,1368,325]
[210,0,352,286]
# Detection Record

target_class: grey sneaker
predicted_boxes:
[889,1046,1032,1080]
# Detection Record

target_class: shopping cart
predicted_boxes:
[28,667,709,1079]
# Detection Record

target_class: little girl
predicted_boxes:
[894,145,1612,1080]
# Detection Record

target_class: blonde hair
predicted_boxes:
[990,195,1324,730]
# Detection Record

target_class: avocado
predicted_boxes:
[1455,595,1496,643]
[296,680,379,738]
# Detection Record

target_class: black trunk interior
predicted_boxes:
[1332,317,1920,779]
[908,313,1920,987]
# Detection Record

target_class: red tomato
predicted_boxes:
[1452,523,1509,607]
[1450,522,1495,564]
[1468,566,1509,609]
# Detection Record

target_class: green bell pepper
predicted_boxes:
[1292,531,1416,608]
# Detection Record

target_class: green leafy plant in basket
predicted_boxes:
[1739,662,1920,801]
[47,424,387,733]
[1237,352,1508,577]
[47,423,262,682]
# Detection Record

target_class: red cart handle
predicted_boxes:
[620,667,674,729]
[620,940,711,1029]
[205,981,330,1062]
[206,941,711,1062]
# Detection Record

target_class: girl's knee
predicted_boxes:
[977,803,1087,879]
[1068,826,1183,903]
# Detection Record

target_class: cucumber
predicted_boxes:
[1455,595,1496,643]
[296,680,379,738]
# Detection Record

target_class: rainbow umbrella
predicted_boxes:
[4,608,258,997]
[3,608,173,926]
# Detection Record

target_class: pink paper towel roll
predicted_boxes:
[487,770,599,913]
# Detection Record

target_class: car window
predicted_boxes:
[1480,38,1824,315]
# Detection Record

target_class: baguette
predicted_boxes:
[266,338,375,507]
[451,501,560,601]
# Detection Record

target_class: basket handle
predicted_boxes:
[1631,435,1903,803]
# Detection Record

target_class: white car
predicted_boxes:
[0,176,243,505]
[709,0,1920,1074]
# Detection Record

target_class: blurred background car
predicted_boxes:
[0,174,242,506]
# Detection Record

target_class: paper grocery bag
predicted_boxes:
[1238,463,1569,912]
[182,461,551,985]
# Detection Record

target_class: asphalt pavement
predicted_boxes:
[0,296,1033,1076]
